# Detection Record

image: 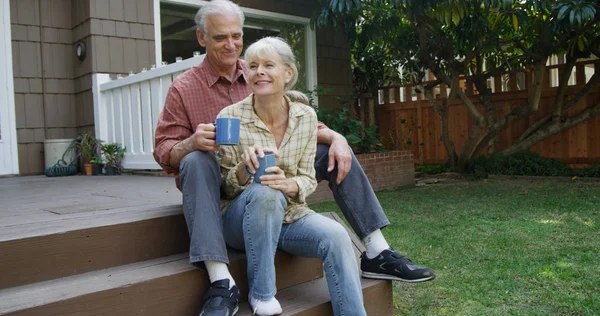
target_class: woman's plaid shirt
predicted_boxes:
[217,95,318,223]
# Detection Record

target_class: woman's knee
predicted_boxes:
[246,184,287,210]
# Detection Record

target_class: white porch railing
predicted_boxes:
[93,55,205,170]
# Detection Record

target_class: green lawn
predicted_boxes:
[311,178,600,315]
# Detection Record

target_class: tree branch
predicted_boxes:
[519,71,599,142]
[503,101,600,155]
[552,55,577,119]
[471,102,530,157]
[420,84,458,166]
[562,71,600,113]
[513,39,544,60]
[528,59,547,113]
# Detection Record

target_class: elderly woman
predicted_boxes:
[217,37,366,316]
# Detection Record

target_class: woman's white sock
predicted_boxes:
[205,260,236,289]
[249,293,282,315]
[362,229,390,259]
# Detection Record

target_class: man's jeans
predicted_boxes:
[314,144,390,238]
[179,144,390,266]
[222,183,366,316]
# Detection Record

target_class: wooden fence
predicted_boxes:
[360,60,600,166]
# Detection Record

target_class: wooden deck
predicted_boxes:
[0,175,392,315]
[0,175,181,229]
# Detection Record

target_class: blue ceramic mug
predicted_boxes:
[249,152,276,183]
[215,117,241,145]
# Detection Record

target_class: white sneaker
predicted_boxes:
[248,293,282,315]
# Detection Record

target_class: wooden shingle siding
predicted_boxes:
[316,27,353,110]
[10,0,78,174]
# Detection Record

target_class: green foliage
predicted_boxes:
[90,156,104,164]
[415,164,445,174]
[468,152,574,178]
[302,85,384,154]
[573,161,600,178]
[317,95,384,154]
[73,132,102,164]
[300,85,333,113]
[101,142,126,169]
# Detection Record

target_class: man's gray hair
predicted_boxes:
[195,0,245,35]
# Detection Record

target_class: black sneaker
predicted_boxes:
[361,248,436,283]
[199,279,240,316]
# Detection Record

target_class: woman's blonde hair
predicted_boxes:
[244,37,308,105]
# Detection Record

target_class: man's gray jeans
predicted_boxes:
[178,144,390,267]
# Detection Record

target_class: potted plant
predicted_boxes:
[101,142,126,175]
[73,132,102,176]
[90,156,104,175]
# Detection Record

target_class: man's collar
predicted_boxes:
[200,59,248,87]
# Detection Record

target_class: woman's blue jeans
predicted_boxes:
[222,183,366,316]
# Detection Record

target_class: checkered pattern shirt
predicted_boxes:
[218,95,318,223]
[153,59,251,185]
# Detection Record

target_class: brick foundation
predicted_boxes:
[307,150,414,204]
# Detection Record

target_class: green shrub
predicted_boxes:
[303,86,384,154]
[468,152,573,178]
[415,164,445,174]
[573,162,600,178]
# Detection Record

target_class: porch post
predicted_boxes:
[92,74,112,143]
[0,0,19,175]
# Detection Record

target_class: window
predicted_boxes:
[156,0,316,91]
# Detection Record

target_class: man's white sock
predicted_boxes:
[205,260,236,289]
[362,229,390,259]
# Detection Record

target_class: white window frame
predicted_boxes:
[153,0,318,92]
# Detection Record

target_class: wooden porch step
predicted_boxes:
[0,211,392,316]
[236,277,392,315]
[0,205,190,289]
[0,251,323,316]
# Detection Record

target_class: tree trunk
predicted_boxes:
[420,83,458,168]
[439,106,458,168]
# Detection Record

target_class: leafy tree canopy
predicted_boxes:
[314,0,599,171]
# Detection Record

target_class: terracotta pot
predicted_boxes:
[83,163,93,176]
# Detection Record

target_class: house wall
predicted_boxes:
[10,0,352,174]
[74,0,155,134]
[10,0,76,174]
[10,0,155,175]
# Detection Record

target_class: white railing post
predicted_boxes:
[93,73,111,142]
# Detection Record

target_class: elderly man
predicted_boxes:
[154,1,435,315]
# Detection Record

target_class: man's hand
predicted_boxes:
[328,134,352,184]
[194,123,218,152]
